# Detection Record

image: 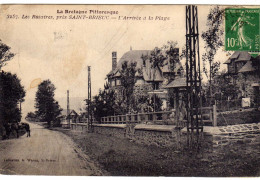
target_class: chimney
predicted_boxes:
[112,51,117,71]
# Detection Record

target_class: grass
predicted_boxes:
[217,109,260,126]
[57,128,260,177]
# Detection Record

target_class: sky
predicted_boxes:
[0,5,232,118]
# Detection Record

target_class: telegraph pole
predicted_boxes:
[67,90,70,116]
[67,90,70,128]
[87,66,92,130]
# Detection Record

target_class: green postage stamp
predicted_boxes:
[225,8,260,52]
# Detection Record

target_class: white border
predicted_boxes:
[0,0,259,5]
[0,1,257,180]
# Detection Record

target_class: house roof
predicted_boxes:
[238,61,256,73]
[117,50,150,69]
[107,70,114,76]
[113,70,121,77]
[108,49,182,81]
[165,77,187,88]
[224,51,253,64]
[223,58,231,64]
[143,65,164,82]
[68,109,78,117]
[229,51,240,59]
[107,50,150,78]
[61,109,69,116]
[234,52,252,62]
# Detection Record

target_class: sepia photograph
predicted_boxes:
[0,4,259,177]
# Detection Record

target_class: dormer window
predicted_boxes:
[111,80,115,87]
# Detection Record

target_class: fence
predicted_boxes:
[100,110,175,124]
[189,106,217,127]
[100,106,217,126]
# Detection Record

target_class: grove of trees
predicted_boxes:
[0,40,25,130]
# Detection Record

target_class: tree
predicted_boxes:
[90,87,117,123]
[35,80,62,127]
[0,71,25,126]
[25,112,37,121]
[164,41,181,73]
[141,42,178,112]
[120,61,137,112]
[201,6,225,102]
[135,94,163,112]
[211,71,240,100]
[0,40,15,70]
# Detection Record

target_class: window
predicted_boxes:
[154,82,159,90]
[111,80,115,87]
[116,79,121,86]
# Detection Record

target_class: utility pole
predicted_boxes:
[67,90,70,116]
[88,66,92,130]
[67,90,70,128]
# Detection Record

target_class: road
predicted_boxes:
[0,122,105,175]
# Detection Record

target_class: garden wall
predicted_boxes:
[203,123,260,149]
[128,125,179,148]
[93,124,127,138]
[92,124,186,148]
[71,122,260,149]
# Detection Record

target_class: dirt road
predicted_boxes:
[0,122,105,175]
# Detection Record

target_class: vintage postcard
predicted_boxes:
[0,4,259,176]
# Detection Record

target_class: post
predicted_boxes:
[88,66,93,131]
[67,90,70,116]
[75,117,78,130]
[126,114,129,123]
[213,104,217,127]
[137,113,141,123]
[145,113,149,121]
[67,90,71,128]
[175,89,180,126]
[153,113,157,121]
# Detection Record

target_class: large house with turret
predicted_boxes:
[106,48,183,111]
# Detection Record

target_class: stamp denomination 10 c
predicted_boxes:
[225,8,260,52]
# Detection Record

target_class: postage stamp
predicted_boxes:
[225,8,260,52]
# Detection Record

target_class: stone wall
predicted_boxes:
[93,124,127,138]
[129,125,179,148]
[71,122,260,150]
[92,124,186,148]
[203,123,260,148]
